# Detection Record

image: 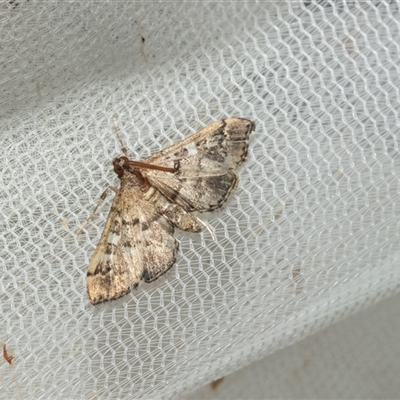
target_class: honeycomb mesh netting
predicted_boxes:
[1,0,400,398]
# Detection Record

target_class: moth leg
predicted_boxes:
[193,216,215,241]
[156,198,215,239]
[75,186,119,234]
[157,202,202,233]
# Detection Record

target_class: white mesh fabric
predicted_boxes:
[1,1,400,398]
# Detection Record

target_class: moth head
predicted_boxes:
[112,156,129,178]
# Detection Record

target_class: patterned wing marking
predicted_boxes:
[86,195,132,304]
[132,199,178,283]
[145,118,254,168]
[142,118,254,212]
[146,172,238,212]
[86,190,178,304]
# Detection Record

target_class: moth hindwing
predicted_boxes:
[86,117,255,304]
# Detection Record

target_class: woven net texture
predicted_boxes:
[1,1,400,399]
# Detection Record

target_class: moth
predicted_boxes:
[85,118,255,304]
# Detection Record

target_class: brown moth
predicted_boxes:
[85,118,255,304]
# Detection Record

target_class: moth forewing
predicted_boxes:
[85,117,255,304]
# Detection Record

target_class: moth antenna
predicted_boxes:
[113,117,129,157]
[195,216,215,241]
